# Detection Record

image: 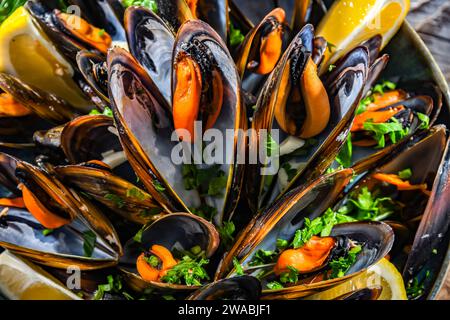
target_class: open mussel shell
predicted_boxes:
[339,125,447,224]
[246,25,369,212]
[261,221,393,300]
[124,6,175,107]
[61,115,123,165]
[108,46,195,214]
[9,158,123,258]
[151,0,194,33]
[402,135,450,299]
[236,8,290,79]
[0,152,20,196]
[23,1,102,111]
[119,213,219,292]
[217,169,353,279]
[217,169,394,299]
[187,276,262,300]
[55,163,165,225]
[67,0,126,43]
[0,73,78,124]
[76,51,109,105]
[0,206,119,270]
[397,81,443,126]
[172,19,247,224]
[334,125,448,298]
[191,0,229,42]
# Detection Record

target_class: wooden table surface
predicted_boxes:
[408,0,450,300]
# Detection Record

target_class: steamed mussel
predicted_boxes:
[0,0,449,302]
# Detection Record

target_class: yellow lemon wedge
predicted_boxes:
[316,0,410,72]
[304,258,408,300]
[0,250,82,300]
[0,6,91,111]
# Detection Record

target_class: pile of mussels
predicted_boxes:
[0,0,449,300]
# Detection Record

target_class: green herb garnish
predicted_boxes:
[82,230,97,257]
[398,168,412,180]
[160,256,209,286]
[190,204,217,221]
[94,275,132,300]
[336,134,353,168]
[279,266,299,284]
[363,117,409,148]
[229,22,245,47]
[341,186,397,221]
[266,281,284,290]
[291,208,355,249]
[89,107,113,117]
[281,162,297,182]
[182,164,227,197]
[42,228,54,236]
[217,221,235,250]
[126,187,149,201]
[152,179,166,192]
[249,249,278,266]
[122,0,158,13]
[233,257,244,276]
[417,112,430,130]
[329,245,362,279]
[105,193,126,208]
[133,224,147,243]
[144,254,160,268]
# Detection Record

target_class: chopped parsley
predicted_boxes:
[94,274,133,300]
[281,162,297,182]
[144,254,160,268]
[328,64,336,72]
[372,80,396,95]
[152,179,166,192]
[126,187,149,201]
[133,224,148,243]
[266,281,284,290]
[104,193,126,208]
[182,164,227,197]
[82,230,97,257]
[291,208,355,249]
[363,117,409,148]
[339,186,397,221]
[190,204,217,221]
[160,256,209,286]
[398,168,412,180]
[229,22,245,47]
[249,249,278,266]
[217,221,235,250]
[122,0,158,13]
[417,112,430,130]
[406,270,430,299]
[329,245,362,278]
[279,266,299,284]
[336,134,353,168]
[357,95,375,115]
[233,257,244,276]
[89,106,113,117]
[266,133,279,158]
[98,29,106,37]
[42,228,54,236]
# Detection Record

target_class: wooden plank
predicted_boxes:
[408,0,450,300]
